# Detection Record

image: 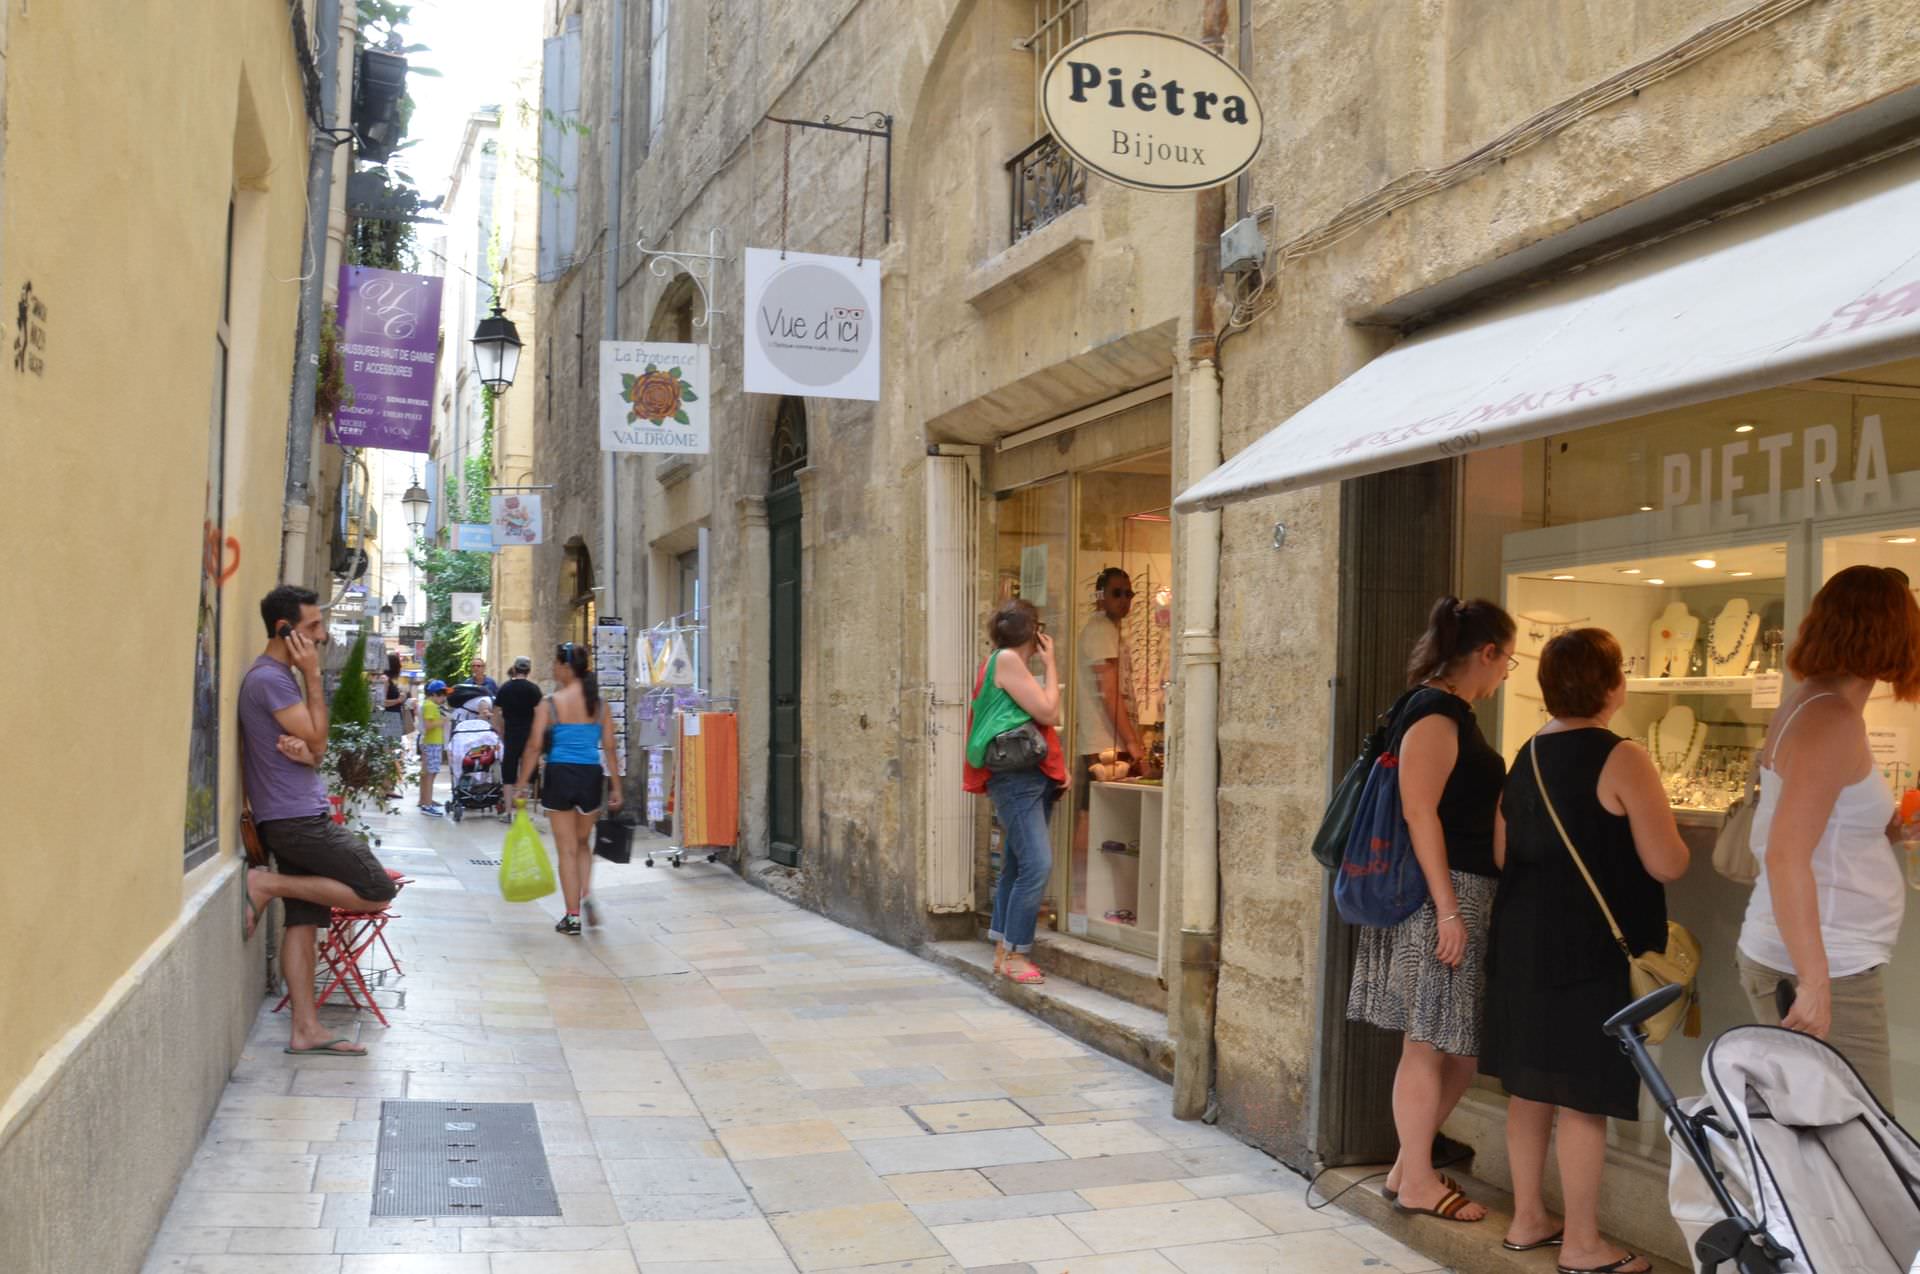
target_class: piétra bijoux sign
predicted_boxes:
[1041,29,1263,193]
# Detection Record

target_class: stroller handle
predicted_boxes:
[1603,982,1684,1040]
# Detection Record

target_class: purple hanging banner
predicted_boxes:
[328,265,443,453]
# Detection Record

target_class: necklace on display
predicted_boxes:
[1648,718,1706,774]
[1710,613,1757,666]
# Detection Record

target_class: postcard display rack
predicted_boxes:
[593,619,629,778]
[632,611,739,868]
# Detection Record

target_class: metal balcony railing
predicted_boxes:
[1007,135,1086,245]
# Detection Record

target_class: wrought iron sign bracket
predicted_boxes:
[633,227,731,335]
[763,111,894,246]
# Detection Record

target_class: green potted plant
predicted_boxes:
[325,625,402,844]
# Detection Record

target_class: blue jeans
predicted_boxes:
[986,768,1056,953]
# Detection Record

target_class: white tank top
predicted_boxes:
[1739,692,1905,977]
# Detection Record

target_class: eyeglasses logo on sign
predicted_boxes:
[1042,29,1264,193]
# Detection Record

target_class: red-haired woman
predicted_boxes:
[1739,564,1920,1103]
[1483,628,1687,1273]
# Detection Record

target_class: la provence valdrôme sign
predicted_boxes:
[1041,29,1262,193]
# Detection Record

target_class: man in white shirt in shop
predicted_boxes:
[1077,566,1147,804]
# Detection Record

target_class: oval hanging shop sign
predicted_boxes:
[1041,29,1263,193]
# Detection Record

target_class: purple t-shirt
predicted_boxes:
[240,655,329,823]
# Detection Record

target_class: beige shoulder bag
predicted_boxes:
[1712,751,1762,885]
[1529,738,1702,1044]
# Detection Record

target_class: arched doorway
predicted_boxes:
[560,539,596,647]
[767,398,807,866]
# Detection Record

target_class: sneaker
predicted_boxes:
[554,914,582,936]
[419,804,443,818]
[581,895,600,928]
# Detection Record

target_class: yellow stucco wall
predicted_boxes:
[0,2,311,1100]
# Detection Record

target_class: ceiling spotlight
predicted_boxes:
[1885,535,1918,545]
[1692,558,1718,569]
[1647,578,1666,585]
[1638,504,1654,512]
[1730,570,1754,578]
[1733,423,1756,434]
[1617,568,1642,575]
[1551,574,1576,581]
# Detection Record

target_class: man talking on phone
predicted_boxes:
[238,585,399,1057]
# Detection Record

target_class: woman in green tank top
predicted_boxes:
[963,599,1064,984]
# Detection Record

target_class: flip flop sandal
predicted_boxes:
[284,1038,367,1056]
[243,891,263,941]
[1558,1257,1648,1274]
[1391,1185,1483,1223]
[1506,1229,1565,1252]
[1003,964,1045,984]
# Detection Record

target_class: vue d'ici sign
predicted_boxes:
[1041,29,1263,193]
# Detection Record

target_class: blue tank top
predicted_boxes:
[546,721,601,766]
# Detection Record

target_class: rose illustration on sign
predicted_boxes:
[621,364,700,426]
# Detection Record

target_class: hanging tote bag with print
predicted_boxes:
[1310,688,1420,870]
[1332,719,1431,928]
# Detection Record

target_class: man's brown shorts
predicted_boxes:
[257,814,399,928]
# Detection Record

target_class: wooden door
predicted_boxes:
[768,483,803,865]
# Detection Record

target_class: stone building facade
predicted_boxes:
[534,1,1920,1266]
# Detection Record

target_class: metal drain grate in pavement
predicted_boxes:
[469,858,500,867]
[372,1101,560,1217]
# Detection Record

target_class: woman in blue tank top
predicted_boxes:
[513,642,623,935]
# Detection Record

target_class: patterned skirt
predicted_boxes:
[1346,871,1497,1058]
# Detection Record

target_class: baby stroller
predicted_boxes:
[1608,983,1920,1273]
[445,715,504,823]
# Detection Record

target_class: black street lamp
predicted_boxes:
[391,592,408,619]
[472,299,523,394]
[402,478,431,535]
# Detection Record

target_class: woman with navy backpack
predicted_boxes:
[1347,596,1515,1226]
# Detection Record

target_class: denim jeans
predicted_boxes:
[987,768,1056,952]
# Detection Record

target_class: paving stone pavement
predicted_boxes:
[143,805,1442,1274]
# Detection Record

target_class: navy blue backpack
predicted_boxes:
[1333,691,1435,928]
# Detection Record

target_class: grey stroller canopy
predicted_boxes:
[1670,1024,1920,1272]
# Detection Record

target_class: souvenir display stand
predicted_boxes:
[632,609,738,867]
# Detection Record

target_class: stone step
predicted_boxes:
[1321,1166,1690,1274]
[921,939,1174,1082]
[1027,930,1167,1015]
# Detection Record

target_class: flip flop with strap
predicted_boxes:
[1391,1185,1483,1223]
[1506,1229,1565,1252]
[1558,1256,1648,1274]
[284,1038,367,1056]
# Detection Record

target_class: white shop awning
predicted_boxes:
[1176,149,1920,512]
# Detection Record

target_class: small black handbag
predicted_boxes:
[593,813,637,864]
[982,721,1048,773]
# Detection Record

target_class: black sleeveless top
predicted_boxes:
[1390,687,1504,878]
[1497,728,1667,982]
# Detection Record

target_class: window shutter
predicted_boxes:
[537,17,583,281]
[537,33,564,281]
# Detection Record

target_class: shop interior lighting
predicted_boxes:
[1617,568,1642,575]
[1729,570,1754,577]
[1733,422,1756,433]
[1885,535,1918,544]
[1551,574,1576,580]
[1638,504,1654,511]
[1691,558,1718,569]
[1646,578,1666,585]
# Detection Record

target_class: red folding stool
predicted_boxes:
[274,871,411,1027]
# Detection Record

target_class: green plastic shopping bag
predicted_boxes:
[499,804,558,903]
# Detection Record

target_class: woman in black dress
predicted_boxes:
[1484,628,1687,1274]
[1348,597,1515,1226]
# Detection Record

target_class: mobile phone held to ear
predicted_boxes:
[277,620,294,639]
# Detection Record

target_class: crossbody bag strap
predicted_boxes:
[1528,737,1633,960]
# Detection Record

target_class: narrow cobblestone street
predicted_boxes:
[142,809,1439,1274]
